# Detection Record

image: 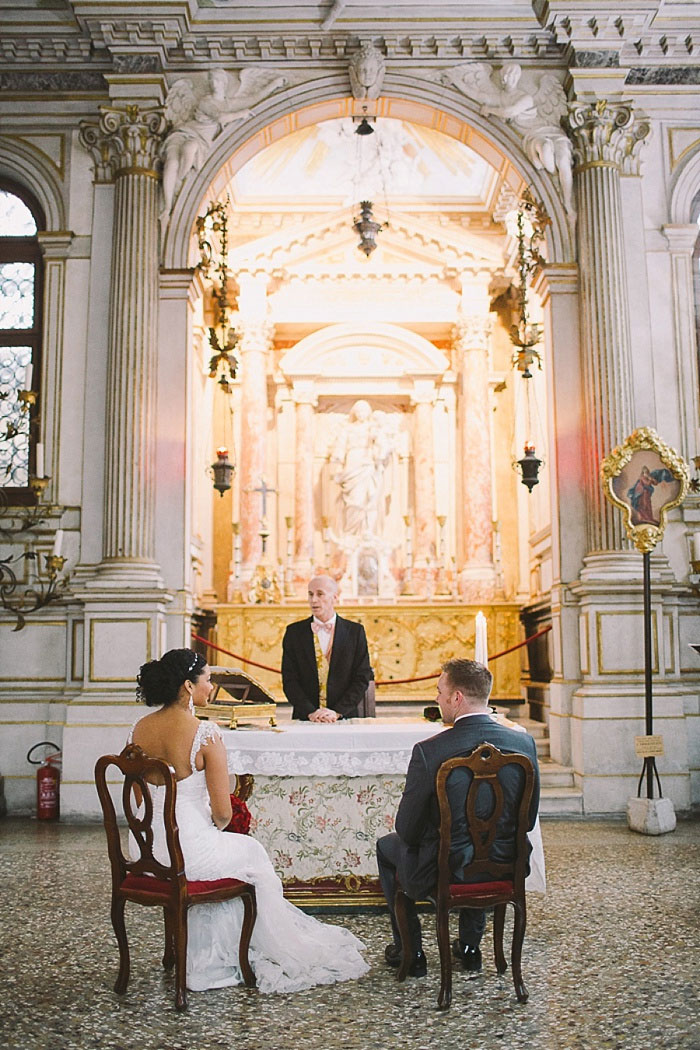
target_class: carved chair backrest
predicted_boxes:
[94,744,186,890]
[435,743,535,894]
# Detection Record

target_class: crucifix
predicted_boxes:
[251,476,276,519]
[248,477,276,555]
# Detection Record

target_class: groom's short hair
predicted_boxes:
[442,658,492,703]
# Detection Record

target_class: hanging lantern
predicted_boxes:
[353,200,385,257]
[211,447,234,496]
[516,445,542,492]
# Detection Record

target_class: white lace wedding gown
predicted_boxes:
[128,719,369,993]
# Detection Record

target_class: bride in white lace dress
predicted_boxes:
[130,648,369,994]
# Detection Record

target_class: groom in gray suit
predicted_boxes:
[377,659,540,977]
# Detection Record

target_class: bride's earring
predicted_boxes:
[188,696,195,714]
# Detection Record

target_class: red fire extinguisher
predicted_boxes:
[27,742,62,821]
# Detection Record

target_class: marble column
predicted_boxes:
[237,319,273,569]
[565,100,650,558]
[292,383,317,567]
[79,105,167,581]
[453,314,497,599]
[411,382,437,568]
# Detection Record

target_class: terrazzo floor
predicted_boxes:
[0,817,698,1050]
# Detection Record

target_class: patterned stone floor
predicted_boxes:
[1,817,698,1050]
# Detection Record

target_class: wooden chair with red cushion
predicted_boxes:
[395,742,536,1010]
[94,743,257,1011]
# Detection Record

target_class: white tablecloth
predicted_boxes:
[223,719,445,777]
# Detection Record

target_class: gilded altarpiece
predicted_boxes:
[216,602,522,702]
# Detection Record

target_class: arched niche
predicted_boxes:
[161,76,574,268]
[279,323,449,388]
[0,137,65,231]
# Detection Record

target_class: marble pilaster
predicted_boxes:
[411,383,437,570]
[661,224,700,462]
[565,100,651,557]
[237,318,273,569]
[36,232,74,509]
[79,104,167,582]
[453,314,497,600]
[292,383,317,567]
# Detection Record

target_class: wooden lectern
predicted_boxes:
[197,666,277,729]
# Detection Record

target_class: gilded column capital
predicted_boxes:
[452,314,492,353]
[566,100,650,175]
[79,104,167,183]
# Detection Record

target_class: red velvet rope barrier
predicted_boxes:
[190,623,552,687]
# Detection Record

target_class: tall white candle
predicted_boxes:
[36,443,44,478]
[693,532,700,562]
[24,362,33,390]
[52,529,64,557]
[475,611,488,665]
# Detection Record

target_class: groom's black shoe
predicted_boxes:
[452,939,482,973]
[384,944,427,977]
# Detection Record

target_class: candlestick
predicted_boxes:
[284,515,295,596]
[36,443,44,479]
[24,362,33,390]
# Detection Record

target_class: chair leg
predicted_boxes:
[510,900,528,1003]
[436,905,452,1011]
[162,909,175,970]
[493,903,507,974]
[238,889,257,988]
[174,905,189,1011]
[110,895,130,995]
[394,889,412,982]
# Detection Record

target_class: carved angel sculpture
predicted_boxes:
[444,62,575,217]
[161,67,287,217]
[348,42,385,100]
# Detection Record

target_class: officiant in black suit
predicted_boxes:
[281,575,372,723]
[377,658,540,977]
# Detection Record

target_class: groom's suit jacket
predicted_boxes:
[281,614,372,720]
[394,714,540,899]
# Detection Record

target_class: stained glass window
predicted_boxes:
[0,182,43,497]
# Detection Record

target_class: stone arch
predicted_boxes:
[0,136,65,230]
[279,322,449,383]
[669,138,700,224]
[161,75,574,268]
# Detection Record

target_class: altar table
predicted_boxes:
[223,720,442,896]
[222,719,545,902]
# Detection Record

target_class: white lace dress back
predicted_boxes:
[128,716,368,993]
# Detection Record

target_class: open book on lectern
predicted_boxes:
[207,666,276,705]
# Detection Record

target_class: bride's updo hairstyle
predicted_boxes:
[136,648,206,707]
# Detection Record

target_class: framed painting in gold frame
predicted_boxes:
[601,427,689,553]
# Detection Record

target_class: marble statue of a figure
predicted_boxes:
[330,400,395,538]
[444,62,575,217]
[161,67,286,217]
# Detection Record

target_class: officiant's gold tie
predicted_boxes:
[313,630,331,708]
